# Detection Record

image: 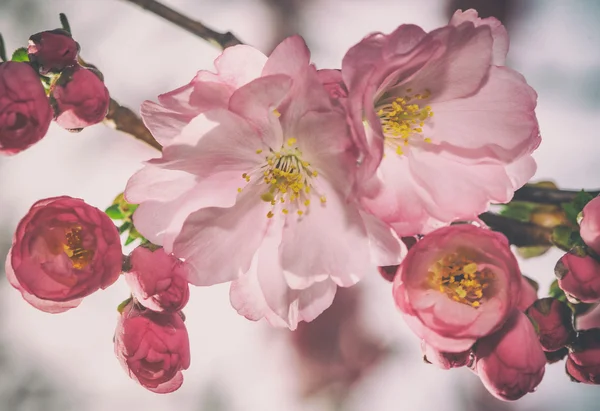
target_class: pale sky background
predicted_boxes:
[0,0,599,410]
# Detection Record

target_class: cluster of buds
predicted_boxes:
[0,17,109,155]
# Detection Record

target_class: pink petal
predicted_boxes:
[146,371,184,394]
[125,166,197,203]
[262,35,310,78]
[360,211,405,266]
[428,66,539,161]
[173,189,270,286]
[213,45,268,88]
[505,155,537,191]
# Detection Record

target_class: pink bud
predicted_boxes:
[0,62,52,154]
[577,304,600,331]
[422,342,472,369]
[475,311,546,401]
[5,196,122,313]
[114,302,191,393]
[125,247,190,312]
[50,65,109,130]
[28,29,79,74]
[556,252,600,303]
[580,196,600,256]
[517,275,538,311]
[526,298,575,351]
[565,329,600,384]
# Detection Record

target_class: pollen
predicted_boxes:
[62,227,93,270]
[256,149,263,154]
[377,88,433,156]
[426,252,494,308]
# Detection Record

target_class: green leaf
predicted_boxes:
[105,204,124,220]
[517,246,551,259]
[117,297,132,313]
[549,279,567,302]
[124,234,137,246]
[118,221,132,234]
[11,47,28,62]
[499,201,537,222]
[551,225,574,251]
[561,190,594,225]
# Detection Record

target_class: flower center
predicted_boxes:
[62,227,94,270]
[239,138,326,218]
[377,89,434,155]
[426,252,494,308]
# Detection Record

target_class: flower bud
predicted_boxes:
[114,301,191,393]
[125,246,190,312]
[28,29,79,74]
[475,311,546,401]
[0,62,52,154]
[50,65,109,130]
[577,304,600,330]
[422,342,472,369]
[580,196,600,256]
[526,298,575,351]
[556,252,600,303]
[565,329,600,384]
[5,196,122,313]
[517,275,538,311]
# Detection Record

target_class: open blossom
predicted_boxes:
[342,9,539,236]
[50,65,110,130]
[566,329,600,385]
[125,246,189,312]
[393,224,522,352]
[475,310,546,401]
[114,301,191,393]
[5,196,122,313]
[126,36,404,329]
[0,62,53,154]
[555,252,600,303]
[28,29,79,74]
[580,196,600,255]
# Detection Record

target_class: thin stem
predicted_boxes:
[104,99,162,151]
[122,0,243,50]
[0,34,7,62]
[513,186,600,205]
[59,13,72,34]
[479,212,553,247]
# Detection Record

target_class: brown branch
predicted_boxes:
[122,0,243,50]
[479,212,553,247]
[104,99,162,151]
[513,186,600,205]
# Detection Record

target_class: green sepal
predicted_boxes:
[117,296,132,314]
[11,47,29,62]
[105,203,124,220]
[548,279,567,303]
[561,190,594,226]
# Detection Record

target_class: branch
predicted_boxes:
[122,0,243,50]
[513,186,600,206]
[479,212,553,247]
[104,99,162,151]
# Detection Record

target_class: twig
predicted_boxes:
[513,186,600,205]
[122,0,243,50]
[479,212,553,247]
[104,99,162,151]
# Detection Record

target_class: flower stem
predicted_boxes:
[513,185,600,205]
[479,212,553,247]
[104,99,162,151]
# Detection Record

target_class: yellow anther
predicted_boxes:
[396,146,403,155]
[282,208,289,214]
[237,188,242,193]
[312,170,318,177]
[287,137,297,146]
[256,149,263,154]
[424,137,432,143]
[273,109,281,117]
[297,210,304,216]
[261,192,274,202]
[304,199,310,206]
[320,196,327,203]
[267,211,274,218]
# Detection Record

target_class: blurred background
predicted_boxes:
[0,0,599,410]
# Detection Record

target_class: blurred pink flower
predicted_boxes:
[114,301,191,393]
[28,29,79,74]
[526,298,575,351]
[127,36,404,329]
[556,252,600,303]
[125,246,190,313]
[393,224,522,352]
[580,196,600,255]
[565,329,600,385]
[475,310,546,401]
[50,65,109,130]
[341,9,539,236]
[421,342,472,370]
[0,61,52,154]
[5,196,122,313]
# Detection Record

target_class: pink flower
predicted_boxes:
[125,246,189,312]
[114,301,191,393]
[393,224,522,352]
[526,298,575,351]
[5,196,122,313]
[126,36,404,329]
[28,29,79,74]
[580,196,600,255]
[475,310,546,401]
[556,252,600,303]
[0,62,52,154]
[50,65,109,130]
[342,9,539,236]
[422,343,472,370]
[577,304,600,331]
[565,329,600,385]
